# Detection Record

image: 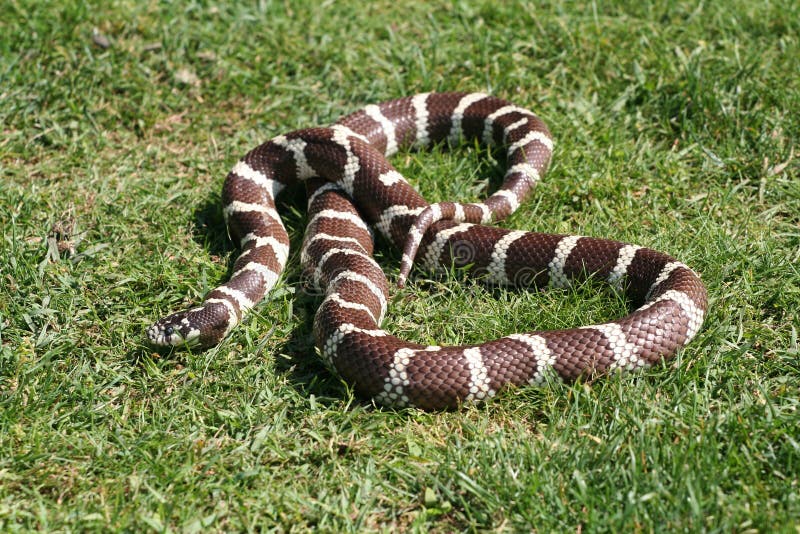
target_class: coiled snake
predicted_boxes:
[147,92,707,410]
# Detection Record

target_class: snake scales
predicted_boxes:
[147,92,707,410]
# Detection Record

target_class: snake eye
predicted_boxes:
[164,326,174,336]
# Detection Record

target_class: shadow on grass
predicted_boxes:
[190,193,234,258]
[274,289,357,406]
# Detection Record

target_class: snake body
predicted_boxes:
[147,92,707,410]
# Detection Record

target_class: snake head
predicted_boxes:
[147,301,235,350]
[146,310,203,349]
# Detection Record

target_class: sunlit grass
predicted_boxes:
[1,0,798,531]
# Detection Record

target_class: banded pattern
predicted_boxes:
[147,92,708,410]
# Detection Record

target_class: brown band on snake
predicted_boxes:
[147,92,707,410]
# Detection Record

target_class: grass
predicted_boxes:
[1,0,798,531]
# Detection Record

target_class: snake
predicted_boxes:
[147,92,707,410]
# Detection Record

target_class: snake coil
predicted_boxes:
[148,92,707,410]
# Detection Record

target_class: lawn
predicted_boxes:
[1,0,798,531]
